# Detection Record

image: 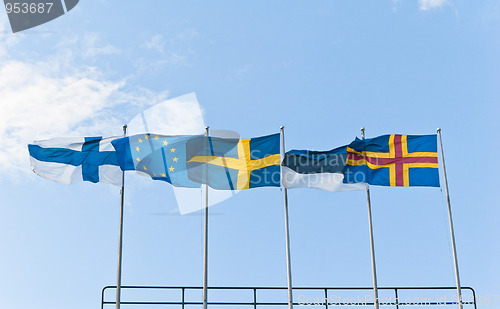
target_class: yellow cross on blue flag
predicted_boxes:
[344,134,440,187]
[111,133,281,189]
[185,133,281,190]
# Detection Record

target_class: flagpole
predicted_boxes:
[116,124,127,309]
[361,128,379,309]
[437,128,463,309]
[203,126,210,309]
[280,126,294,309]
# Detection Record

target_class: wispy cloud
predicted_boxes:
[0,14,209,180]
[81,33,121,58]
[0,57,150,177]
[136,30,199,72]
[0,20,200,178]
[419,0,447,11]
[0,19,21,58]
[55,33,121,61]
[145,34,165,53]
[392,0,399,12]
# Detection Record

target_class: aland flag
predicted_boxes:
[343,134,440,187]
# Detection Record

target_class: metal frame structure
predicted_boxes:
[101,286,477,308]
[106,128,468,309]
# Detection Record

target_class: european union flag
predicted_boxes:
[111,134,201,188]
[343,134,440,187]
[185,133,281,190]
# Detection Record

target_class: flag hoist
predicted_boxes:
[115,124,127,309]
[361,128,380,309]
[203,126,210,309]
[280,126,294,309]
[438,128,463,309]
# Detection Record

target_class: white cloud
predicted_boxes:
[81,33,121,58]
[0,54,207,179]
[145,34,165,53]
[419,0,447,11]
[0,18,22,58]
[0,32,173,180]
[0,59,123,176]
[54,33,121,62]
[392,0,400,12]
[0,15,207,180]
[137,30,199,72]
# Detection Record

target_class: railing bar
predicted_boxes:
[253,288,257,309]
[395,288,399,309]
[101,286,106,309]
[471,286,477,309]
[103,301,474,306]
[181,287,185,309]
[104,285,475,290]
[101,286,477,307]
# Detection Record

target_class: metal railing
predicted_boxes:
[101,286,477,308]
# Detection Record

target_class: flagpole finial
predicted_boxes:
[280,126,284,130]
[437,128,441,133]
[123,124,127,135]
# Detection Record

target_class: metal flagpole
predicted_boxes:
[280,126,294,309]
[437,128,463,309]
[116,124,127,309]
[361,128,379,309]
[203,126,210,309]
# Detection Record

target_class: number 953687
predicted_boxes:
[5,2,54,14]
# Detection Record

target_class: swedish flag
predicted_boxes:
[186,133,281,190]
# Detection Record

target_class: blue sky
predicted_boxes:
[0,1,499,308]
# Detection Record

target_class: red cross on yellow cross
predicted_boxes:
[347,134,438,187]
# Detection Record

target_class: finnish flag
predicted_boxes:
[28,136,122,185]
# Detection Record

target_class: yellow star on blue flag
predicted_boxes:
[111,134,201,188]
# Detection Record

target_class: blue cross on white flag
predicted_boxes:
[28,136,122,185]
